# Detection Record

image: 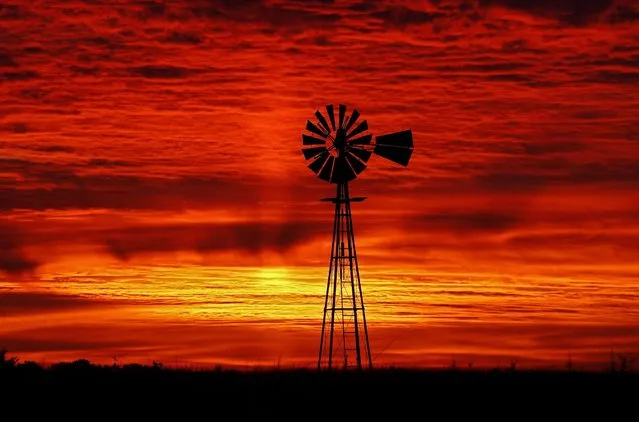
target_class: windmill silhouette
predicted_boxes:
[301,104,414,370]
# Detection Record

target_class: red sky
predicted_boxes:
[1,0,638,369]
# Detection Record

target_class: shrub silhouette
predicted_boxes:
[0,349,19,370]
[0,354,637,417]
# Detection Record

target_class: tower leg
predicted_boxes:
[346,183,373,370]
[318,184,339,370]
[318,182,372,370]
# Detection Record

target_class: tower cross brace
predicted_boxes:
[318,181,373,370]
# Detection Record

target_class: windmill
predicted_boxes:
[301,104,414,370]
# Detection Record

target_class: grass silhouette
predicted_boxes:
[1,350,638,418]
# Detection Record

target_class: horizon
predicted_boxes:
[1,0,638,370]
[2,346,635,373]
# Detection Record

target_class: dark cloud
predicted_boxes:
[0,254,39,277]
[0,153,329,211]
[0,223,40,276]
[0,158,79,186]
[590,70,639,85]
[0,143,75,153]
[12,123,28,133]
[0,51,17,67]
[467,156,639,192]
[0,172,312,211]
[0,291,110,316]
[531,324,639,350]
[0,4,26,20]
[4,215,327,275]
[485,74,530,83]
[31,145,76,153]
[478,0,615,25]
[348,2,377,13]
[182,0,342,30]
[68,65,100,75]
[505,232,639,251]
[164,31,203,44]
[102,220,325,261]
[370,7,439,27]
[127,65,201,79]
[284,0,335,4]
[568,161,639,185]
[0,70,39,81]
[86,158,136,168]
[607,5,639,24]
[521,141,586,155]
[0,188,133,211]
[139,0,167,18]
[21,45,45,54]
[0,122,30,134]
[430,59,531,71]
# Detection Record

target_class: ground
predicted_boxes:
[1,360,637,418]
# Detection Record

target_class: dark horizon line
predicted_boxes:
[2,354,637,375]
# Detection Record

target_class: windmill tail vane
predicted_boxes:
[300,104,414,371]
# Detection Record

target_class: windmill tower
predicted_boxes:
[301,104,414,370]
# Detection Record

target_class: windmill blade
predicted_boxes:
[375,130,413,148]
[344,109,360,132]
[303,134,326,146]
[348,146,372,163]
[338,104,346,129]
[349,133,372,146]
[306,120,327,137]
[326,104,336,130]
[331,156,357,183]
[315,110,331,134]
[346,151,367,175]
[318,155,335,181]
[308,151,329,174]
[347,120,368,139]
[302,146,327,160]
[374,145,413,166]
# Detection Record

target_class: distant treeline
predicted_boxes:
[1,349,638,418]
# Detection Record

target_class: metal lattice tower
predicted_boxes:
[300,104,414,371]
[319,182,371,370]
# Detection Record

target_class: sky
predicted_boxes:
[1,0,638,369]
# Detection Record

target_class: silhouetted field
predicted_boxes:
[2,357,638,418]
